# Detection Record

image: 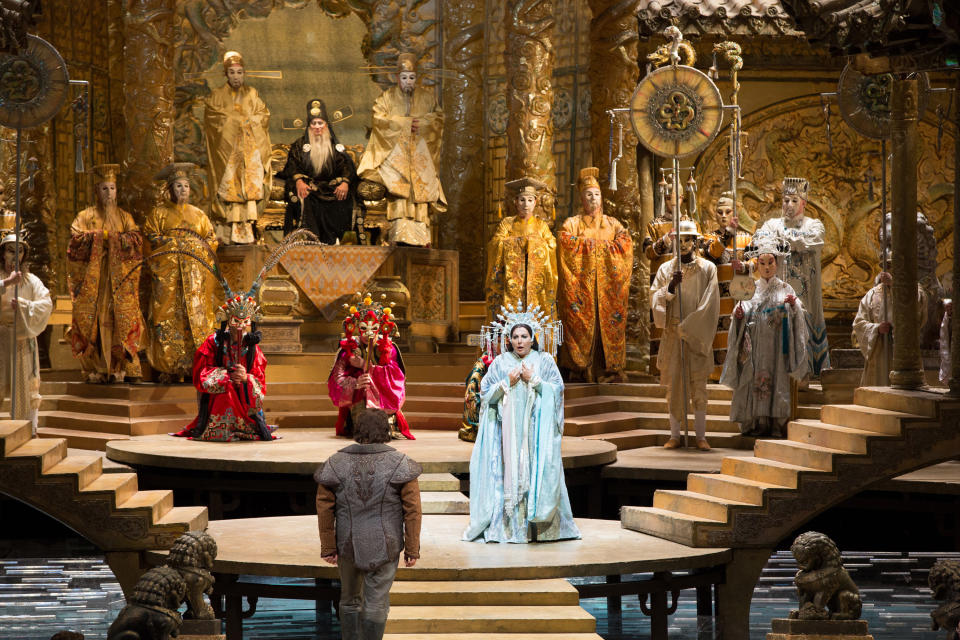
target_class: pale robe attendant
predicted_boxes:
[753,177,829,375]
[721,247,808,437]
[940,300,952,386]
[356,53,445,246]
[852,272,926,387]
[651,220,719,451]
[464,321,579,543]
[203,50,272,244]
[0,233,53,434]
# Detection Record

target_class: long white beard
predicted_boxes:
[308,129,333,174]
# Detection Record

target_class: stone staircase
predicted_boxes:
[419,472,470,514]
[621,386,960,548]
[384,578,601,639]
[0,419,207,551]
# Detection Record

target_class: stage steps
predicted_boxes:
[419,472,469,514]
[620,386,954,548]
[384,578,600,638]
[0,419,207,551]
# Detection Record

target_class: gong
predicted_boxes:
[0,35,69,129]
[630,64,724,159]
[837,62,929,140]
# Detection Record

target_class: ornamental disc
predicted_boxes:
[630,64,724,159]
[837,62,929,140]
[0,35,69,129]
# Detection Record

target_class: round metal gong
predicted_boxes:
[630,64,724,159]
[837,62,929,140]
[0,35,69,129]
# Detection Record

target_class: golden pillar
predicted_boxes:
[441,0,486,299]
[121,0,176,220]
[889,75,924,389]
[950,74,960,396]
[504,0,556,199]
[587,0,647,371]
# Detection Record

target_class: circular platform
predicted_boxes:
[106,430,618,475]
[145,514,731,580]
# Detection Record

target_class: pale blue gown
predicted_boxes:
[463,348,580,543]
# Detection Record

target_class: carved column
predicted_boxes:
[504,0,556,196]
[586,0,645,372]
[950,74,960,396]
[889,75,924,389]
[441,1,485,299]
[121,0,176,221]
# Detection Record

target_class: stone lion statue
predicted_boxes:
[107,566,186,640]
[788,531,862,621]
[929,558,960,638]
[165,530,218,620]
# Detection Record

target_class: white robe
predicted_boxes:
[853,282,926,387]
[721,276,808,436]
[940,309,951,386]
[1,270,53,433]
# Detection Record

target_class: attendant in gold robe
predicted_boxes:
[557,167,633,383]
[701,192,752,265]
[356,53,445,246]
[485,177,557,320]
[144,163,219,382]
[203,50,272,244]
[67,164,143,383]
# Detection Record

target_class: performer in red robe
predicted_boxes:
[173,293,276,441]
[328,293,413,440]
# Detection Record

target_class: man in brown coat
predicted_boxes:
[316,409,422,640]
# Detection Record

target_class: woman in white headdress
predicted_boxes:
[463,305,580,543]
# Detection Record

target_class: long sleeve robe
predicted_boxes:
[484,215,558,320]
[853,282,926,386]
[721,277,808,435]
[327,344,413,440]
[0,270,52,432]
[463,349,580,544]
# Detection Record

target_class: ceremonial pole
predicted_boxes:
[880,139,890,385]
[9,127,21,420]
[672,158,690,447]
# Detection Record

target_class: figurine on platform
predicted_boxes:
[316,408,422,640]
[356,52,445,246]
[702,192,751,265]
[485,176,558,320]
[277,99,358,244]
[67,164,144,384]
[651,220,719,450]
[463,304,579,543]
[852,271,926,387]
[144,163,219,383]
[164,531,218,621]
[203,50,272,244]
[0,230,52,434]
[721,237,808,437]
[928,558,960,637]
[557,167,633,383]
[788,531,862,621]
[328,293,413,440]
[106,566,186,640]
[751,177,829,375]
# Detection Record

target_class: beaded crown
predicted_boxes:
[217,293,261,324]
[782,177,809,200]
[339,291,398,355]
[482,302,563,358]
[744,232,791,260]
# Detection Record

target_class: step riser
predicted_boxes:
[653,492,730,522]
[118,491,174,522]
[788,422,871,454]
[0,421,34,456]
[687,474,765,506]
[754,440,836,471]
[853,387,940,417]
[389,593,579,606]
[720,458,799,489]
[385,619,595,634]
[620,507,698,546]
[820,405,903,435]
[566,417,734,437]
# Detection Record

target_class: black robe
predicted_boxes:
[277,134,358,243]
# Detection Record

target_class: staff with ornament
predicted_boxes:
[328,293,413,440]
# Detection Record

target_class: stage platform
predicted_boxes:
[106,430,617,475]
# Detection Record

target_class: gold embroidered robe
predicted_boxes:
[143,203,219,376]
[557,212,633,374]
[485,215,557,320]
[356,86,445,246]
[67,206,144,377]
[203,84,272,232]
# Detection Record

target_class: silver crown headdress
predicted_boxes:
[481,302,563,358]
[782,176,809,200]
[743,232,791,261]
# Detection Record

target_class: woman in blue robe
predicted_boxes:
[463,322,580,543]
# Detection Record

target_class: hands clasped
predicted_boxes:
[508,363,534,386]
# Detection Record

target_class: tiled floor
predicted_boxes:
[1,551,955,640]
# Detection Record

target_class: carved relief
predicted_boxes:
[409,264,447,321]
[695,95,956,303]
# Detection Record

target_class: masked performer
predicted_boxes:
[721,238,808,437]
[328,294,413,440]
[0,229,52,434]
[277,99,357,244]
[651,220,720,450]
[557,167,633,383]
[702,192,752,265]
[644,182,693,277]
[752,177,828,375]
[485,177,558,320]
[463,304,579,543]
[203,50,272,244]
[356,53,445,246]
[143,163,219,382]
[68,164,143,383]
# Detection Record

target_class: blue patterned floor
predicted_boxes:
[0,551,955,640]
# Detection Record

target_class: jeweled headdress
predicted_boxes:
[154,162,197,186]
[223,50,244,71]
[578,167,601,193]
[481,302,563,358]
[782,177,809,200]
[397,52,418,72]
[217,293,261,324]
[506,176,547,200]
[744,232,790,260]
[339,291,398,359]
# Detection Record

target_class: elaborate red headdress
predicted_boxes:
[339,291,398,364]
